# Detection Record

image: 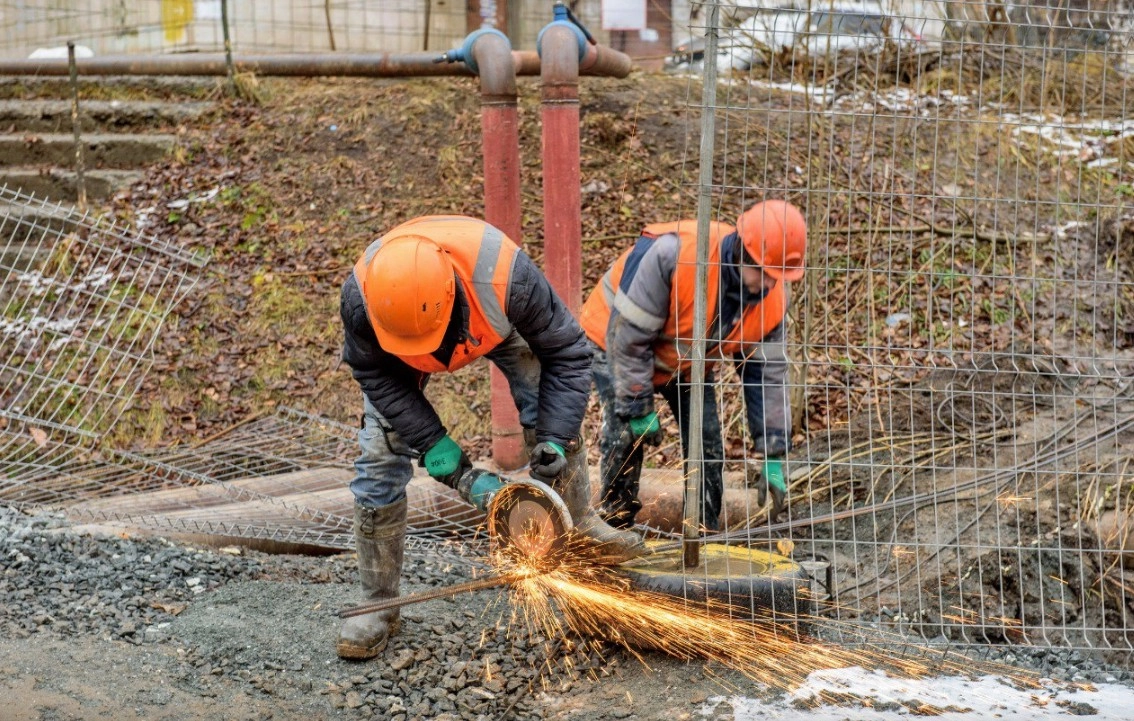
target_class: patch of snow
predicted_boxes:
[166,187,221,212]
[0,315,82,341]
[29,45,93,59]
[699,668,1134,720]
[1007,114,1134,167]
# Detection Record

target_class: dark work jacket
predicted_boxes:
[340,249,591,452]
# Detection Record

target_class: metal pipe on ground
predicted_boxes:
[633,477,765,534]
[0,51,553,78]
[63,468,731,554]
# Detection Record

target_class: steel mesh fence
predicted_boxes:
[652,1,1134,654]
[0,185,205,441]
[0,188,492,559]
[3,407,492,564]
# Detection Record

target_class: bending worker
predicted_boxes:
[580,200,807,532]
[338,214,642,660]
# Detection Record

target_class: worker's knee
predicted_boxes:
[349,475,411,508]
[353,405,414,508]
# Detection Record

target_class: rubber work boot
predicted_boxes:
[336,499,406,660]
[524,429,644,562]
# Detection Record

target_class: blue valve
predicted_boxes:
[440,27,510,75]
[537,2,589,60]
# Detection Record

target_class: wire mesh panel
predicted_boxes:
[659,1,1134,655]
[0,186,205,442]
[86,408,492,548]
[0,186,489,557]
[3,404,494,558]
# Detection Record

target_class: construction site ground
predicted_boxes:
[4,59,1134,718]
[3,509,1133,721]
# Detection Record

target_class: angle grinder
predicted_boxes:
[452,468,574,566]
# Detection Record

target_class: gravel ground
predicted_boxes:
[3,506,1133,721]
[0,507,694,721]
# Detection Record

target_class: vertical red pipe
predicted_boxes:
[472,33,526,470]
[539,25,583,313]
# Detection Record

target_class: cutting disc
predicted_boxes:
[486,479,572,568]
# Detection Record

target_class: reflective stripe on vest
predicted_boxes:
[580,219,786,385]
[354,216,517,373]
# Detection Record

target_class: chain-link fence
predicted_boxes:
[655,0,1134,654]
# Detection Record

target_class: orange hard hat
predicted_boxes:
[363,235,456,355]
[735,200,807,282]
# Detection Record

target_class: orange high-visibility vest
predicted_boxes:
[580,220,787,386]
[353,215,518,373]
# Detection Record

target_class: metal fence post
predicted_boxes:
[67,41,87,213]
[683,0,721,570]
[221,0,235,89]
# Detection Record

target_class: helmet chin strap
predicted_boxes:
[430,275,470,365]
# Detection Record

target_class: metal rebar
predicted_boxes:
[683,0,722,570]
[324,0,337,51]
[67,41,87,212]
[337,575,513,618]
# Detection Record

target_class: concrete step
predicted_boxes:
[0,168,141,201]
[0,133,174,168]
[0,201,78,271]
[0,99,213,133]
[0,75,218,101]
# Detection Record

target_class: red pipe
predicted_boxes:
[539,25,584,313]
[471,33,526,470]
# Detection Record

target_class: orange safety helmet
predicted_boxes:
[362,235,456,355]
[735,200,807,282]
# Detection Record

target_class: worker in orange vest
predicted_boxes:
[338,215,643,660]
[580,200,807,532]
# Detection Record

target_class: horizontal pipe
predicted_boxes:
[631,476,764,534]
[580,43,632,78]
[0,50,618,79]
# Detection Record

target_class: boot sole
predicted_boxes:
[336,619,401,660]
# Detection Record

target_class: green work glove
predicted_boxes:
[422,435,471,489]
[762,458,786,495]
[628,411,662,446]
[749,457,788,520]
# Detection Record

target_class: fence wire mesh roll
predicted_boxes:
[660,1,1134,655]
